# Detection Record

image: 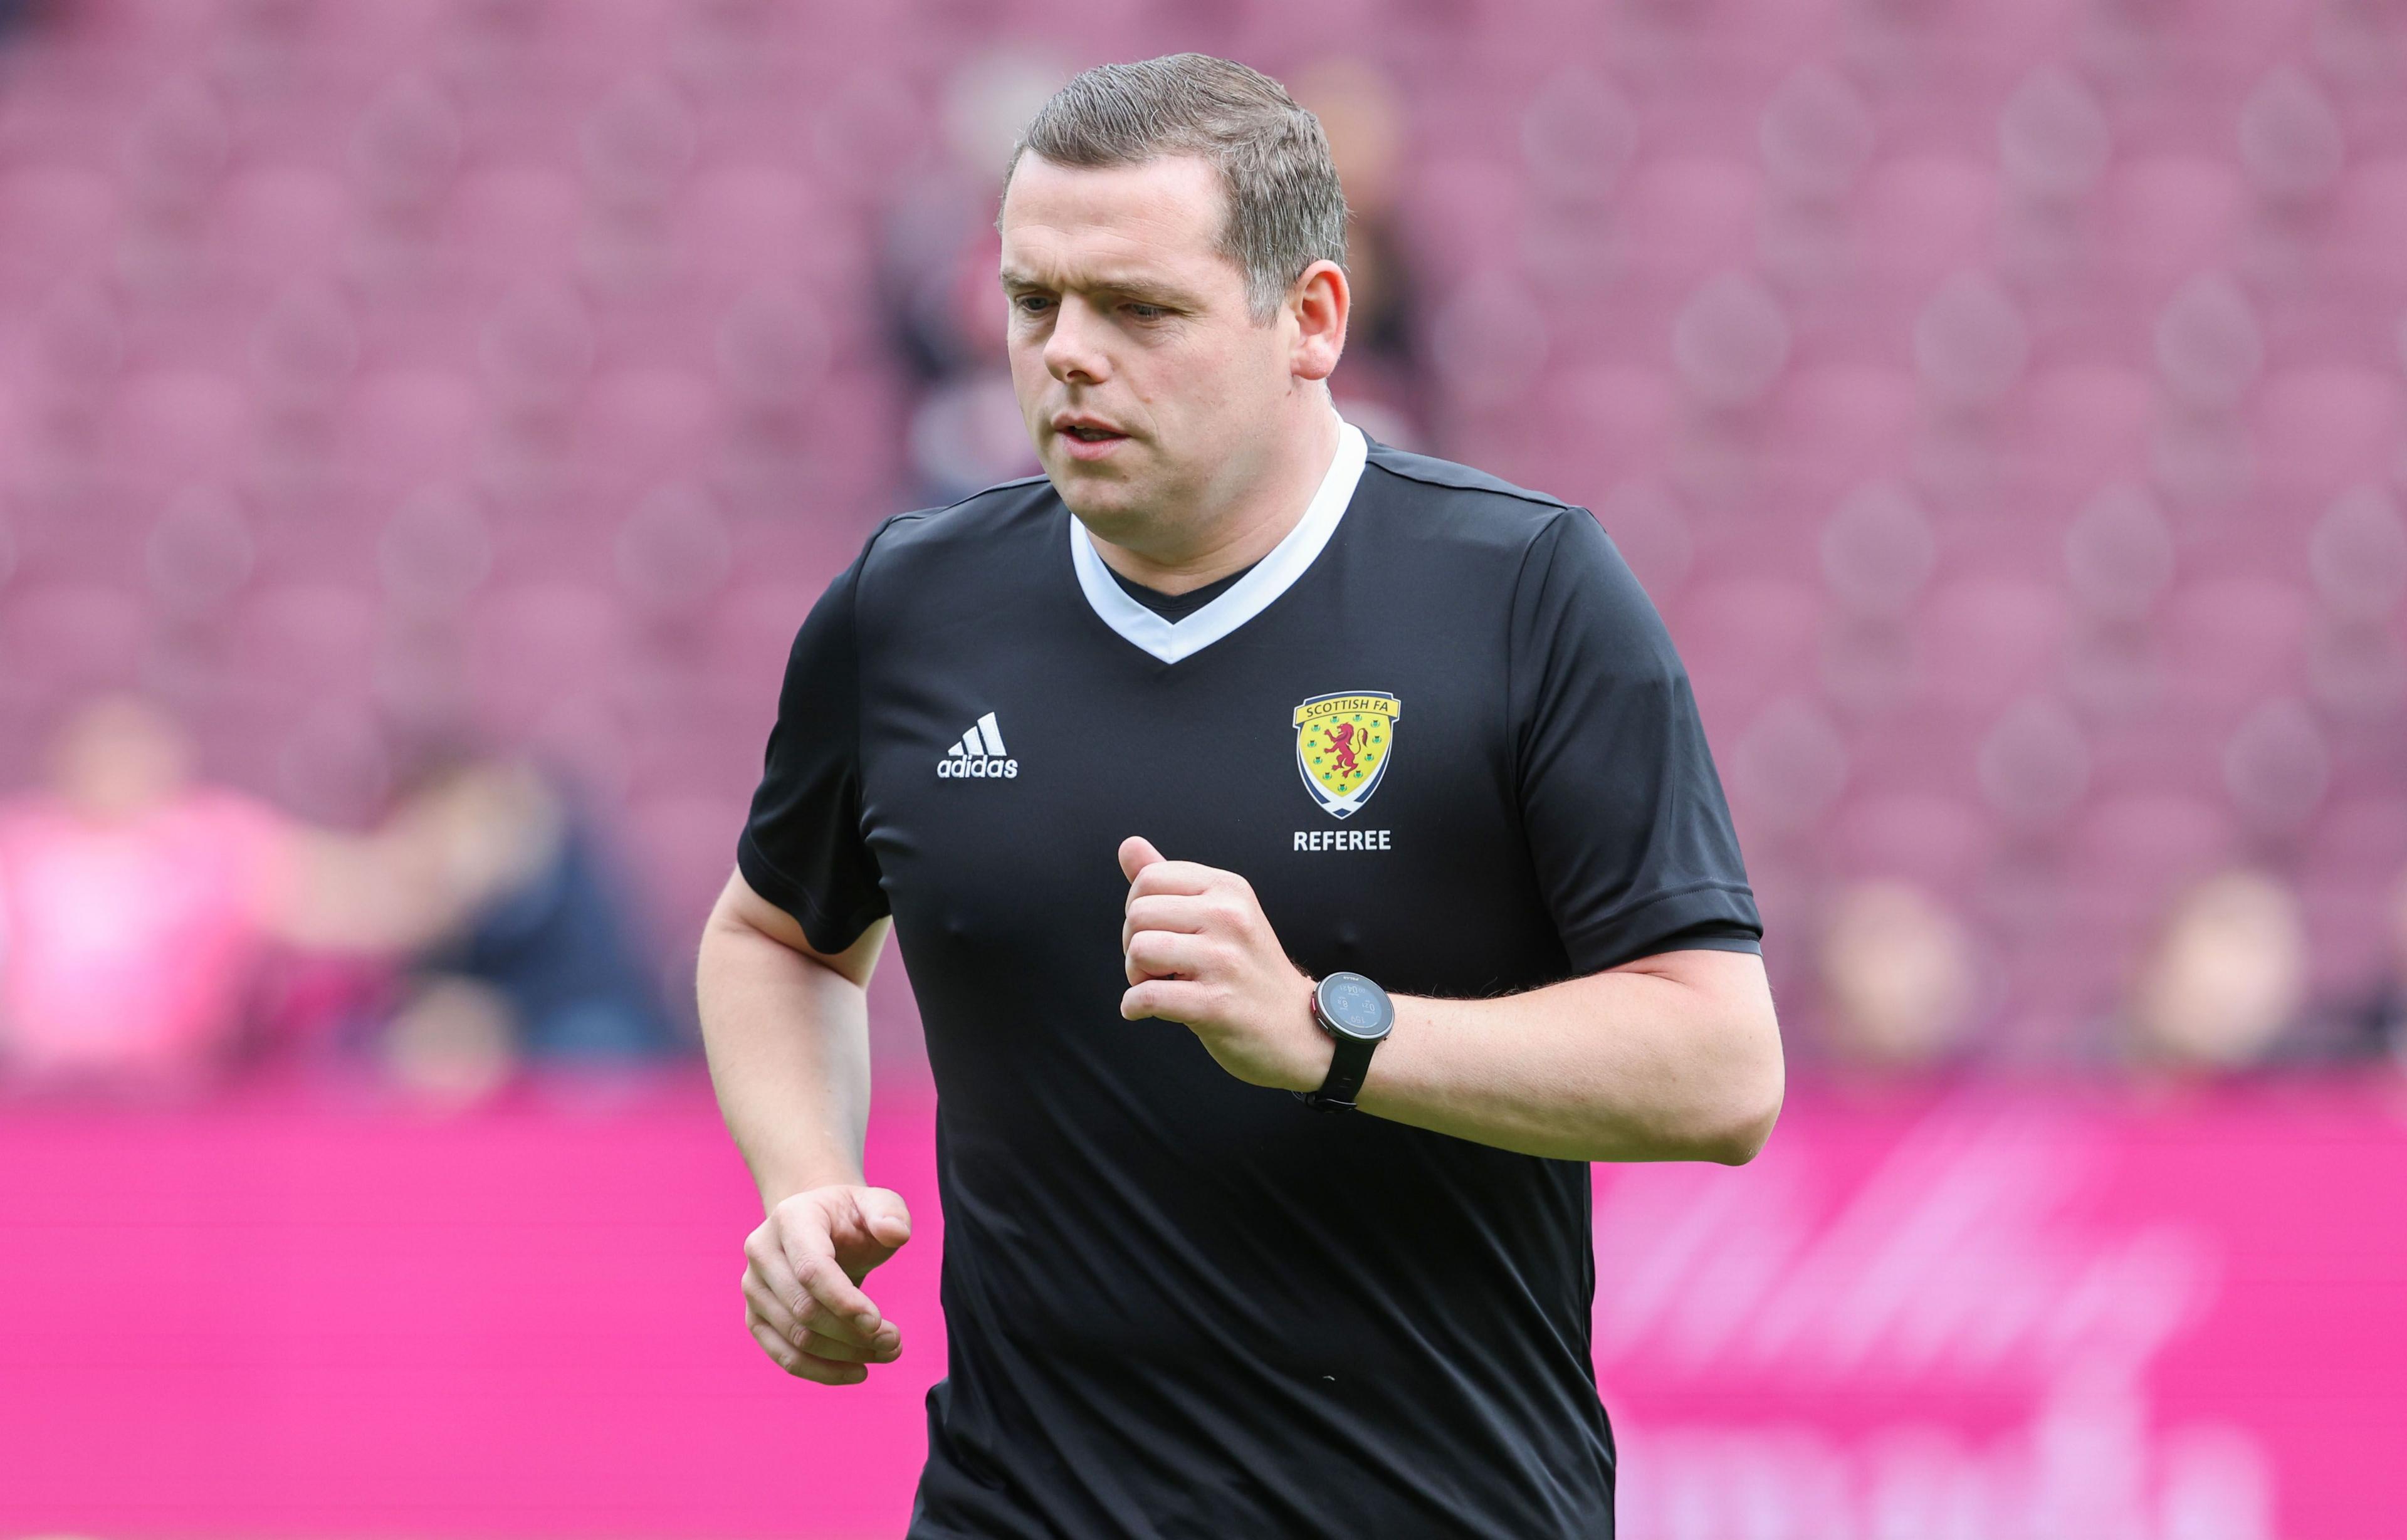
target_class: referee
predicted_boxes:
[697,53,1783,1539]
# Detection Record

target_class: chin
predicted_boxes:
[1055,479,1148,538]
[1056,480,1129,525]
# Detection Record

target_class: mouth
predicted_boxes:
[1052,417,1132,462]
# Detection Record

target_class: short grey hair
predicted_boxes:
[1000,53,1348,325]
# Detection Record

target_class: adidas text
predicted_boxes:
[940,712,1018,780]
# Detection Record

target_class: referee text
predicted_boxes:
[1293,828,1392,852]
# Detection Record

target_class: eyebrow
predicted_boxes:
[998,268,1198,305]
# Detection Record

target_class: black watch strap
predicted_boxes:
[1299,1030,1379,1111]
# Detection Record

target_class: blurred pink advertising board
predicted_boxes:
[1,1078,2399,1537]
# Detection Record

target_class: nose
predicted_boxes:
[1042,295,1109,386]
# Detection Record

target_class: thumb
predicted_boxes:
[1118,835,1165,883]
[856,1187,912,1250]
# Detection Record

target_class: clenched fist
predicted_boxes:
[741,1185,911,1386]
[1118,835,1333,1094]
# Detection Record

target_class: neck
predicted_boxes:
[1087,395,1343,596]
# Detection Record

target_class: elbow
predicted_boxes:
[1699,1014,1785,1166]
[1704,1084,1781,1165]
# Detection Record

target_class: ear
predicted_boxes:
[1287,259,1350,384]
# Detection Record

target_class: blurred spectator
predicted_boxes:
[0,694,312,1091]
[1291,57,1427,448]
[0,9,2394,1094]
[1812,879,1983,1079]
[879,49,1062,506]
[2344,872,2407,1075]
[0,694,674,1102]
[371,743,679,1105]
[2119,869,2311,1079]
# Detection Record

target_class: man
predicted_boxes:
[697,53,1782,1539]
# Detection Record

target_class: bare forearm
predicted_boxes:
[696,913,878,1208]
[1112,844,1783,1166]
[1352,951,1783,1165]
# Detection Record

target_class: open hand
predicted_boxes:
[1118,835,1331,1093]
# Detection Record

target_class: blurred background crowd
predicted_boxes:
[2,0,2405,1105]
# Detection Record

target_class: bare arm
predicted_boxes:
[696,867,910,1386]
[696,866,888,1203]
[1117,837,1784,1166]
[1350,948,1782,1163]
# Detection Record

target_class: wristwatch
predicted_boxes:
[1294,971,1395,1113]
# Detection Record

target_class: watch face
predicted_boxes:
[1318,972,1393,1040]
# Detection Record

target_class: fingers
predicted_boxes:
[790,1247,889,1348]
[748,1310,881,1385]
[742,1188,913,1388]
[1117,835,1163,883]
[789,1329,890,1365]
[745,1287,899,1366]
[746,1264,904,1352]
[742,1265,802,1341]
[1119,893,1214,955]
[743,1223,812,1328]
[1122,978,1212,1024]
[1123,859,1230,905]
[749,1216,887,1351]
[1125,928,1214,987]
[745,1289,896,1365]
[745,1246,899,1368]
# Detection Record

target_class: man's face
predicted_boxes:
[997,153,1294,542]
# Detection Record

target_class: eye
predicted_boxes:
[1013,295,1053,315]
[1126,303,1165,321]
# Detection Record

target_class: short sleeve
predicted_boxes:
[1509,507,1761,973]
[736,539,890,953]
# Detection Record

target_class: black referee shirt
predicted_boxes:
[738,417,1761,1539]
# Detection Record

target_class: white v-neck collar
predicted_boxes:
[1069,415,1369,665]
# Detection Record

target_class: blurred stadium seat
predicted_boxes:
[0,0,2393,1084]
[0,9,2402,1539]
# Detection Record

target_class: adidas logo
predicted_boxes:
[938,711,1019,779]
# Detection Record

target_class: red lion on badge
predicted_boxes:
[1324,721,1360,776]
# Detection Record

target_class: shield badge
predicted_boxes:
[1293,691,1402,820]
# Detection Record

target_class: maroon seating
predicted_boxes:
[0,2,2395,1053]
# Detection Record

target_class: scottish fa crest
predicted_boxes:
[1293,691,1401,820]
